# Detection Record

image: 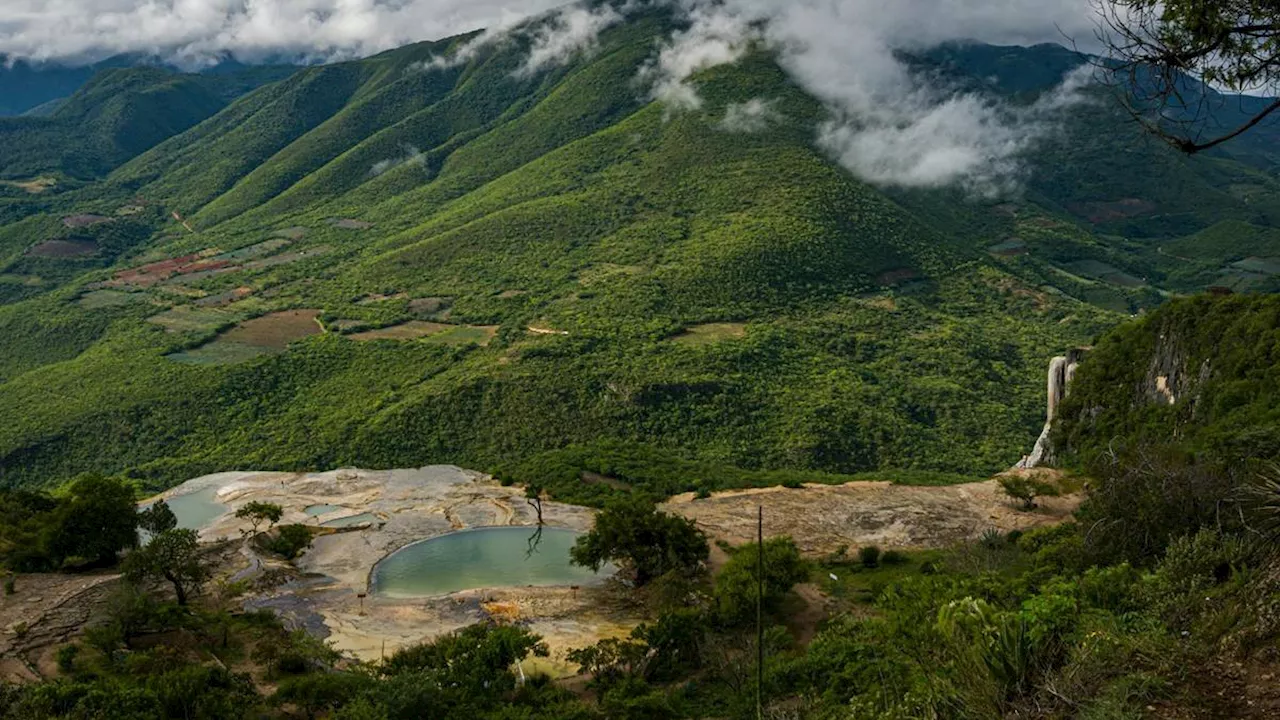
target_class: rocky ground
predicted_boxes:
[3,466,1077,682]
[664,470,1079,555]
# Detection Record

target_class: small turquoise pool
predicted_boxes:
[304,503,343,517]
[322,512,379,528]
[140,485,227,540]
[371,526,610,598]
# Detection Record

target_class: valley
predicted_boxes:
[2,1,1280,717]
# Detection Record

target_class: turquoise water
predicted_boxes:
[304,504,343,517]
[322,512,378,528]
[141,486,227,540]
[371,527,610,598]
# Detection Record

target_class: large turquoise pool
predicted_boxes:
[370,526,610,598]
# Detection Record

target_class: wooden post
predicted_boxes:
[757,505,764,720]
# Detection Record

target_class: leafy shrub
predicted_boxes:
[263,524,313,560]
[859,546,881,568]
[3,574,13,595]
[881,550,908,566]
[55,644,79,673]
[998,475,1060,510]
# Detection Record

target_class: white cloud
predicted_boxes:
[641,0,1099,193]
[0,0,1105,192]
[370,145,426,176]
[640,4,759,111]
[0,1,565,67]
[718,97,780,132]
[516,4,625,77]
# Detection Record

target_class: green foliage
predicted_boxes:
[234,501,283,535]
[998,474,1061,510]
[125,528,210,605]
[713,537,808,627]
[1058,294,1280,466]
[0,474,138,572]
[55,644,79,674]
[569,495,708,586]
[858,545,882,568]
[138,500,177,535]
[261,523,313,560]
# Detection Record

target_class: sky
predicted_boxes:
[0,0,1109,192]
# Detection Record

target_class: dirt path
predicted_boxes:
[664,474,1078,555]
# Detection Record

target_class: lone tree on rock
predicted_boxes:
[570,496,708,587]
[999,475,1061,511]
[125,528,210,606]
[235,501,284,537]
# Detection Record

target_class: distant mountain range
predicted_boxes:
[1,3,1277,490]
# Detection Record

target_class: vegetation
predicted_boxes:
[0,474,138,571]
[235,501,284,536]
[261,524,314,560]
[569,496,708,586]
[125,528,210,606]
[998,474,1061,510]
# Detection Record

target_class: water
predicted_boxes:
[371,526,611,598]
[140,485,227,541]
[321,512,379,528]
[304,504,343,517]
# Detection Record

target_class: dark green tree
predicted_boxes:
[713,537,808,627]
[125,529,209,606]
[235,501,283,536]
[570,496,708,586]
[138,500,177,535]
[47,474,139,568]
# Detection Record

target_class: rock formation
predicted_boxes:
[1017,348,1087,469]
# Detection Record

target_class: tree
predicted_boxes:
[570,496,709,587]
[235,501,283,536]
[525,483,545,526]
[138,500,177,535]
[262,524,313,559]
[713,537,809,627]
[125,529,210,606]
[998,475,1060,511]
[48,474,139,568]
[1095,0,1280,152]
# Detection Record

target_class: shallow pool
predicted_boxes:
[322,512,379,528]
[304,503,343,517]
[371,526,610,597]
[142,485,227,537]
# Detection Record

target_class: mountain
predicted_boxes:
[0,4,1276,491]
[0,54,301,118]
[0,64,299,180]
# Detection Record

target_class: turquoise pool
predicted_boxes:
[370,526,610,597]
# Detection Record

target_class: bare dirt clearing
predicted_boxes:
[671,322,747,345]
[665,472,1078,555]
[26,239,98,258]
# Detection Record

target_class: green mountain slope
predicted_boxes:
[0,6,1274,491]
[0,65,296,180]
[1056,293,1280,464]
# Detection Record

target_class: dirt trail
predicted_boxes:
[664,474,1078,555]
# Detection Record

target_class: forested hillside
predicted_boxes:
[0,2,1277,491]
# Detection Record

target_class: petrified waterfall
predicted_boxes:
[1017,349,1084,469]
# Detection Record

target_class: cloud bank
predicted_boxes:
[642,0,1101,193]
[0,0,1104,192]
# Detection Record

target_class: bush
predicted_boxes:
[55,644,79,673]
[859,546,881,568]
[3,574,14,595]
[998,475,1060,510]
[880,550,908,565]
[263,525,313,560]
